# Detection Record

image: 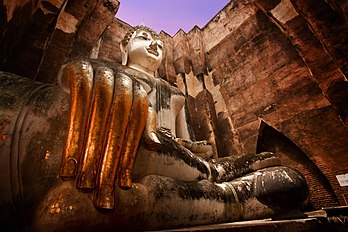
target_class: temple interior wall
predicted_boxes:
[1,0,348,209]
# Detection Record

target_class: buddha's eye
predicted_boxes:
[138,32,151,40]
[157,41,163,49]
[140,36,150,40]
[136,35,149,41]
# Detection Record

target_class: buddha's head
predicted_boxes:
[121,25,164,77]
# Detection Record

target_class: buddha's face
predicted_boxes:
[125,29,164,74]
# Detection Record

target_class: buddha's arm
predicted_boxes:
[175,100,213,159]
[175,106,191,140]
[143,105,162,150]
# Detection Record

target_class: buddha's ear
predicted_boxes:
[120,42,128,66]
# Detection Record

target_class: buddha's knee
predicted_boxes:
[254,166,309,213]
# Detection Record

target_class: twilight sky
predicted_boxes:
[116,0,231,36]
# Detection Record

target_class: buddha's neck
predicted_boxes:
[127,63,155,78]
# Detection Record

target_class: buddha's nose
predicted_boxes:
[149,41,158,49]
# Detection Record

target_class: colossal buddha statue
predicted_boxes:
[0,25,309,231]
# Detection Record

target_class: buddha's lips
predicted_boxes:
[147,48,159,56]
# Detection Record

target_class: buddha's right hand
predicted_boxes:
[57,60,149,210]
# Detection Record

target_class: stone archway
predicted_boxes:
[256,120,339,210]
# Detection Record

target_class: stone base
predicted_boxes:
[157,207,348,232]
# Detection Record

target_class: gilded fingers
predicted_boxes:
[118,82,148,189]
[59,60,93,180]
[94,73,134,209]
[59,61,151,210]
[77,65,115,189]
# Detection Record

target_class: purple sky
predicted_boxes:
[116,0,230,36]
